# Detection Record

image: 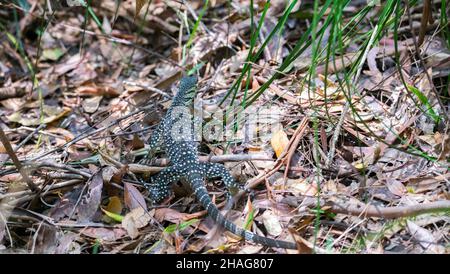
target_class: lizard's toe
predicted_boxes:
[149,185,170,203]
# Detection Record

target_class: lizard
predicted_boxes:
[142,76,297,250]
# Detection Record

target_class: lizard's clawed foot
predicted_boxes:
[146,166,181,202]
[139,150,156,165]
[146,181,170,203]
[240,185,255,200]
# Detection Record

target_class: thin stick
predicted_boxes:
[328,199,450,219]
[27,105,153,161]
[418,0,432,46]
[0,125,38,192]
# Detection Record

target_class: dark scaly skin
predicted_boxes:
[143,76,297,250]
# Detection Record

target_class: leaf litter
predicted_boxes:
[0,0,449,254]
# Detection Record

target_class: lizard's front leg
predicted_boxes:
[144,166,181,203]
[199,162,241,199]
[140,123,165,165]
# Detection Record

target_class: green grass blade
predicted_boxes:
[407,84,441,123]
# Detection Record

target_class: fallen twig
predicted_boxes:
[26,105,154,162]
[327,199,450,219]
[282,196,450,219]
[0,124,38,192]
[0,179,82,202]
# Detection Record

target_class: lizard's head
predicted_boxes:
[173,76,198,106]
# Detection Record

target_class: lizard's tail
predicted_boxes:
[189,175,298,250]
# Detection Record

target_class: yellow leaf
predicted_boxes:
[105,196,123,215]
[353,162,367,171]
[135,0,146,18]
[0,142,6,153]
[270,130,289,158]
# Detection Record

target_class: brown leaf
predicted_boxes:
[54,53,81,75]
[154,208,188,223]
[406,173,450,193]
[82,96,102,113]
[82,227,127,242]
[124,183,147,210]
[49,185,87,221]
[102,166,119,183]
[0,86,25,100]
[286,179,318,196]
[131,134,145,150]
[46,127,75,143]
[77,171,103,222]
[385,179,407,197]
[437,134,450,161]
[7,105,71,126]
[75,85,119,97]
[55,232,80,254]
[406,220,445,254]
[29,226,57,254]
[0,142,6,154]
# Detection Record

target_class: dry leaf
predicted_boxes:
[82,96,102,113]
[102,166,119,183]
[46,127,75,142]
[105,196,123,215]
[42,47,64,61]
[75,85,119,97]
[406,173,450,193]
[135,0,146,17]
[261,210,282,237]
[406,220,445,254]
[54,53,81,75]
[385,179,407,196]
[286,179,318,196]
[77,172,103,222]
[237,245,263,254]
[55,232,79,254]
[270,129,289,158]
[154,208,189,223]
[122,207,153,239]
[131,134,145,150]
[124,182,147,210]
[82,227,127,242]
[0,142,6,154]
[437,134,450,161]
[7,106,71,126]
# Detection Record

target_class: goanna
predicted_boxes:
[143,76,297,250]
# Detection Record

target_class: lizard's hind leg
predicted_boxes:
[145,166,181,203]
[200,162,241,199]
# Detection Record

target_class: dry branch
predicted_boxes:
[327,199,450,219]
